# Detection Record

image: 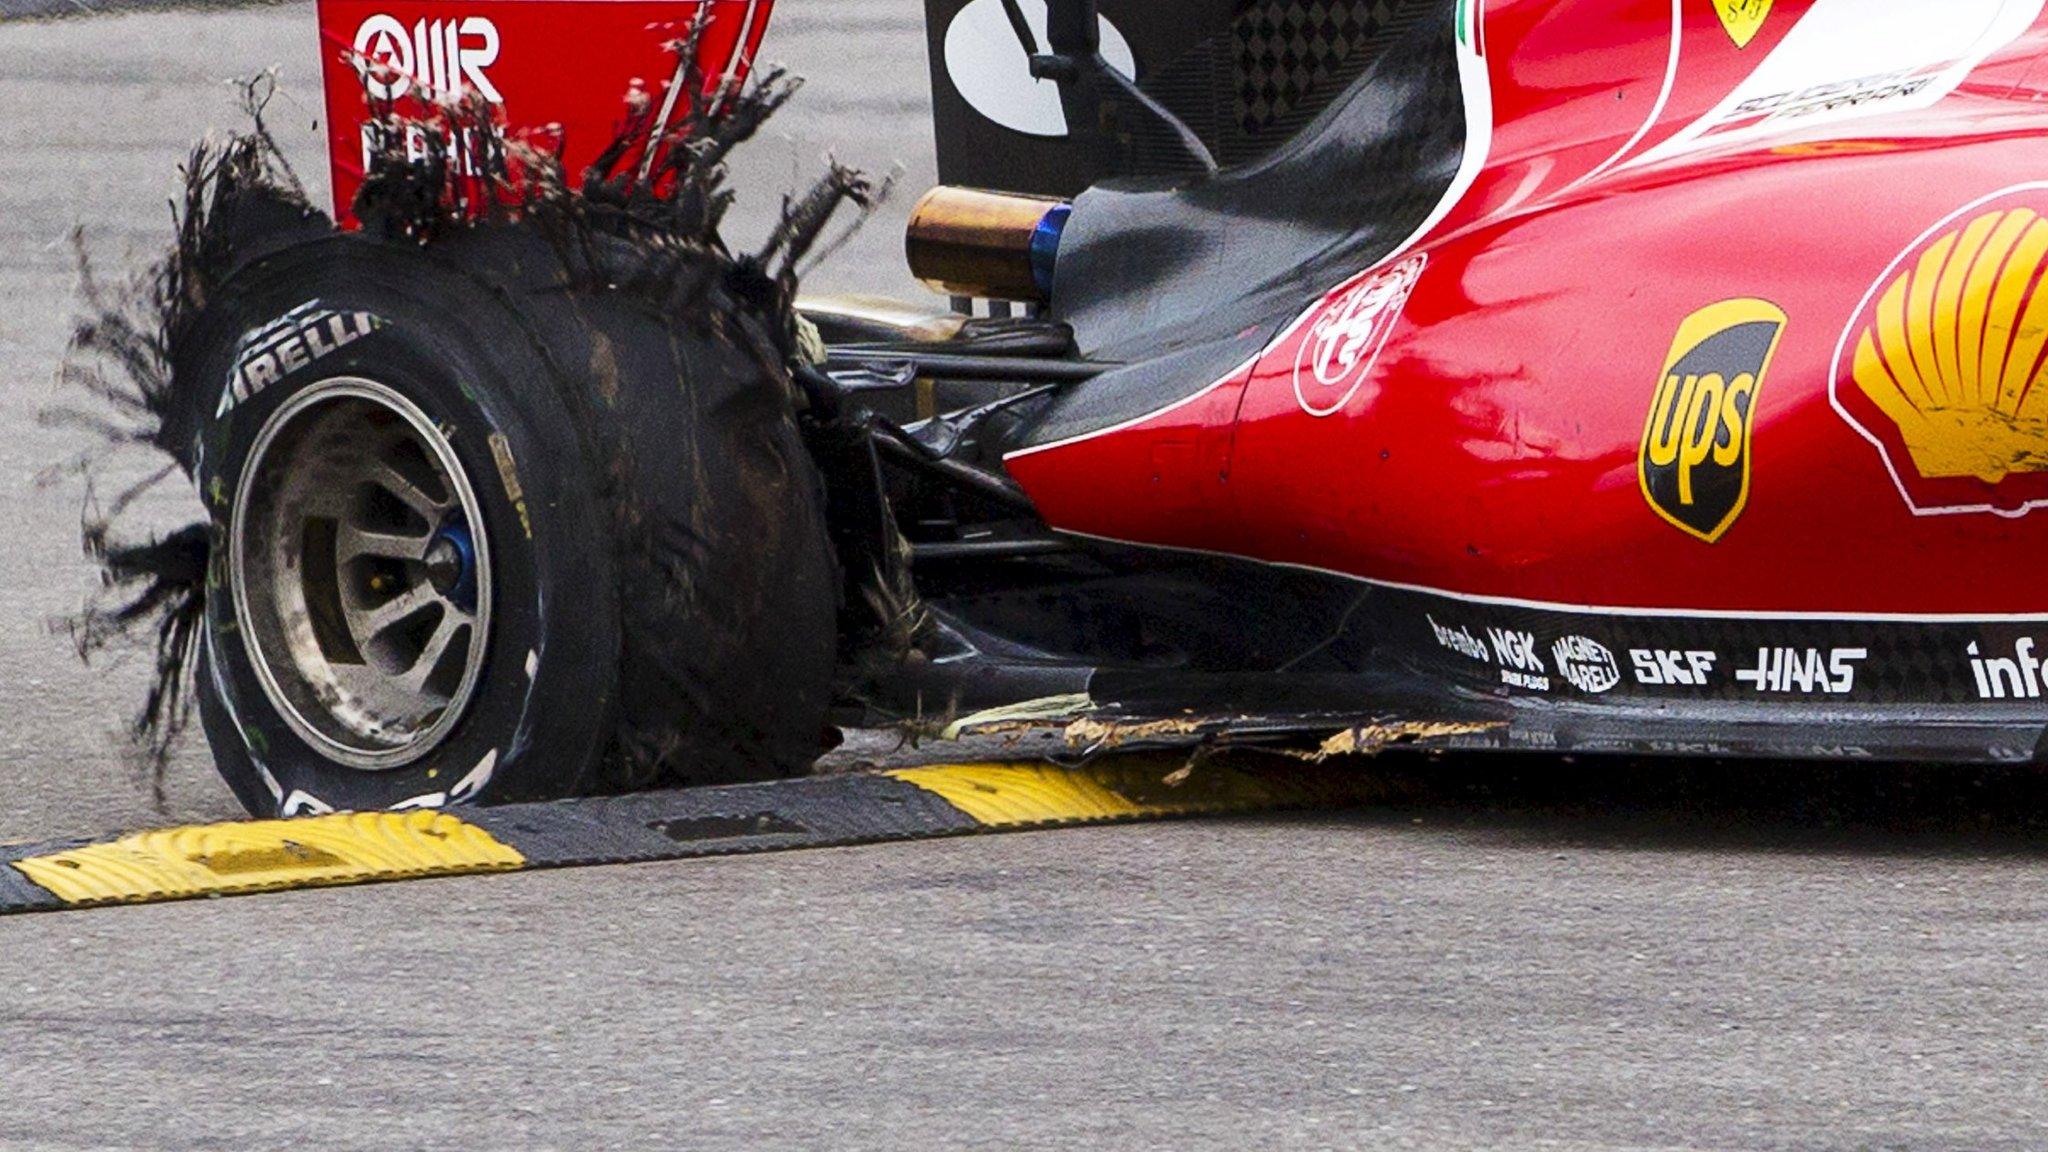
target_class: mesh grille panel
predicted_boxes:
[1138,0,1436,169]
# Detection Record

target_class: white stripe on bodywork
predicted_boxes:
[1629,0,2046,168]
[641,0,764,181]
[719,0,763,95]
[1552,0,1683,198]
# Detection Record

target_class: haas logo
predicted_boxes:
[353,14,503,103]
[1293,254,1427,417]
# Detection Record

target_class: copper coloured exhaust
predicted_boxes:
[906,186,1071,302]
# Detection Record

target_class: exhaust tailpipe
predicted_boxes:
[906,186,1070,302]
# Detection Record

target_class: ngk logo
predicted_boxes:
[353,14,503,103]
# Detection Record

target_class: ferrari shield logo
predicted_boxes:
[1639,299,1786,543]
[1712,0,1773,48]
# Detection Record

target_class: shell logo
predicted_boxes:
[1835,187,2048,517]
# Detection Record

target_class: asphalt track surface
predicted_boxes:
[6,5,2048,1150]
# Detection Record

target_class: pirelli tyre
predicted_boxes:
[186,227,839,816]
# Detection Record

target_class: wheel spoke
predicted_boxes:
[364,459,448,522]
[336,523,432,564]
[354,581,438,642]
[395,612,467,699]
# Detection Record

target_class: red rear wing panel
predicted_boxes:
[316,0,774,225]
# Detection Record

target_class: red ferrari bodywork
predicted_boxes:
[1009,0,2048,621]
[305,0,2048,758]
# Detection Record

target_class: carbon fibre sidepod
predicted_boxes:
[1015,0,1462,446]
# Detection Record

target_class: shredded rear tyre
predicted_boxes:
[56,51,879,810]
[175,225,836,815]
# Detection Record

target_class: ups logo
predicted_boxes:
[1639,299,1786,543]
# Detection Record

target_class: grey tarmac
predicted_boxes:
[3,5,2048,1150]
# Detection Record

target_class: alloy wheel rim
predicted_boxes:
[229,377,494,770]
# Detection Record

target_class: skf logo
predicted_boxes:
[1835,189,2048,518]
[1712,0,1773,49]
[353,14,503,103]
[1631,648,1718,687]
[1639,298,1785,543]
[1294,254,1426,417]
